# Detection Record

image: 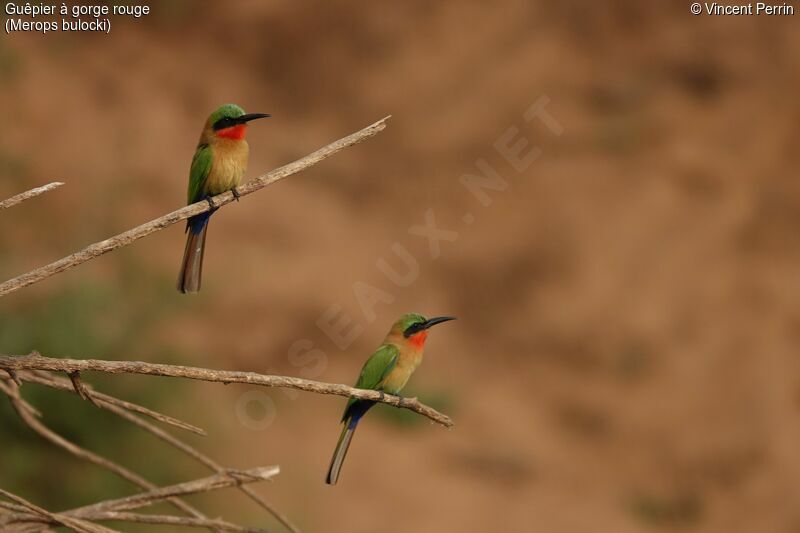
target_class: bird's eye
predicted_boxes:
[214,117,233,130]
[404,322,424,337]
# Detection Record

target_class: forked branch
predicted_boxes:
[0,370,298,532]
[1,467,279,532]
[0,352,454,427]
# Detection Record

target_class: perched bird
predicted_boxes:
[177,104,269,293]
[325,313,456,485]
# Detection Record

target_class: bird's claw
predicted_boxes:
[231,187,241,201]
[397,396,416,408]
[205,197,215,210]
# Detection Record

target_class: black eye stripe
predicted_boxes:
[212,117,237,130]
[403,322,426,337]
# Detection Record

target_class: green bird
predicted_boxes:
[177,104,270,293]
[325,313,456,485]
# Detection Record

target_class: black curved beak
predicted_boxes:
[237,113,270,124]
[424,316,456,329]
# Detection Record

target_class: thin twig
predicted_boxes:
[3,468,277,531]
[15,369,207,436]
[8,510,262,532]
[101,398,298,532]
[0,379,41,418]
[3,524,50,533]
[0,352,454,427]
[0,182,64,211]
[56,375,298,533]
[68,370,100,407]
[0,501,29,514]
[69,511,264,531]
[0,117,390,298]
[67,467,280,516]
[0,380,213,526]
[1,370,294,531]
[0,488,111,533]
[4,369,22,386]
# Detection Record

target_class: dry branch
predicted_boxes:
[9,369,297,532]
[21,369,206,436]
[0,488,112,533]
[67,512,263,532]
[69,467,280,516]
[0,182,64,211]
[2,468,279,532]
[0,352,454,427]
[0,379,212,526]
[0,117,390,298]
[11,511,263,532]
[72,378,299,532]
[0,374,292,532]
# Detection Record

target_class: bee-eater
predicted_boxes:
[325,313,456,485]
[177,104,269,293]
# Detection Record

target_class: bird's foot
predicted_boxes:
[397,395,417,408]
[231,187,241,201]
[205,197,215,210]
[377,391,409,406]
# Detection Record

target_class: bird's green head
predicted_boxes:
[206,104,270,140]
[393,313,456,342]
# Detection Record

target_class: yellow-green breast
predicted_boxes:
[380,344,425,393]
[205,138,249,195]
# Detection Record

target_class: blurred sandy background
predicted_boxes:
[2,1,800,532]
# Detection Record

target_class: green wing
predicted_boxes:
[343,344,399,417]
[187,144,213,204]
[354,344,399,390]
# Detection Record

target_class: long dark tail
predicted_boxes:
[326,401,373,485]
[177,213,211,293]
[325,417,359,485]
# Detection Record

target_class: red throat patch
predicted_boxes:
[409,330,428,348]
[216,124,247,140]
